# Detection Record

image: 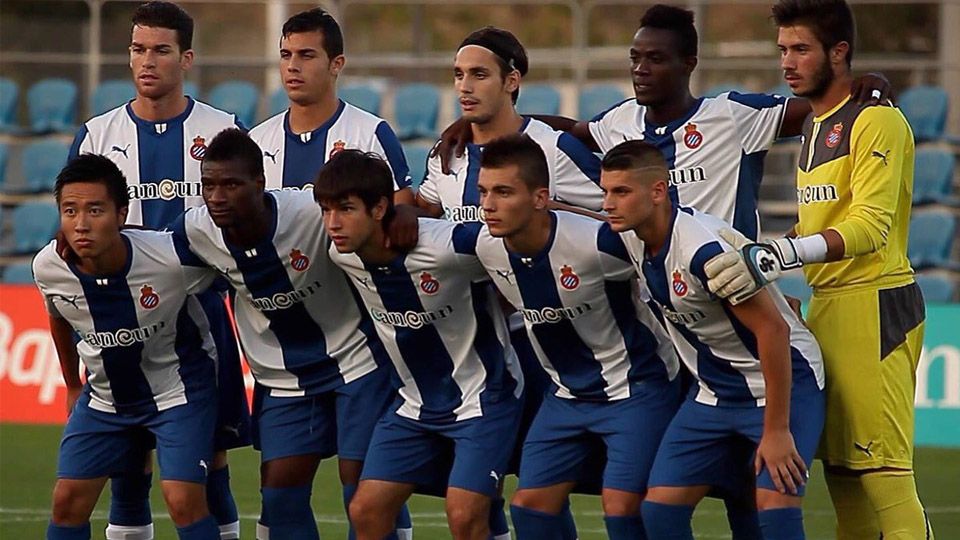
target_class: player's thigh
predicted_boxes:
[336,367,396,462]
[149,397,217,484]
[597,381,681,494]
[360,410,445,488]
[252,385,337,464]
[647,398,736,492]
[516,394,593,490]
[57,393,142,481]
[447,397,522,498]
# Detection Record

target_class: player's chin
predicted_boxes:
[605,217,630,232]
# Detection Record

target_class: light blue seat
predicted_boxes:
[2,263,34,285]
[912,149,955,204]
[768,82,792,98]
[908,210,957,269]
[776,271,812,303]
[703,83,746,98]
[899,86,948,142]
[91,79,136,116]
[27,78,78,133]
[341,84,382,116]
[578,84,626,120]
[394,84,440,140]
[17,139,69,194]
[517,84,561,116]
[207,81,259,128]
[5,202,60,255]
[0,143,8,190]
[403,143,431,191]
[183,81,200,99]
[268,87,288,118]
[914,273,956,303]
[0,77,19,133]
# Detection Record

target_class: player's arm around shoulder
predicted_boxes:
[414,154,446,218]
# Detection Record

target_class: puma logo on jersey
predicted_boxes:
[264,148,281,164]
[52,294,80,310]
[871,150,890,166]
[494,269,514,283]
[854,440,875,457]
[110,144,131,158]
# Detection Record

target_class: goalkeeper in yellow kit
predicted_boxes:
[703,0,934,538]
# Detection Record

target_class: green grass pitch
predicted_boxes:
[2,423,957,538]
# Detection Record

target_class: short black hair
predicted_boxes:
[772,0,855,66]
[459,26,528,104]
[132,1,194,52]
[281,8,344,59]
[203,128,264,181]
[314,150,395,216]
[639,4,698,57]
[55,154,130,209]
[602,140,669,176]
[479,133,549,191]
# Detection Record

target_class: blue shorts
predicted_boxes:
[252,367,395,462]
[648,386,825,496]
[199,289,252,451]
[518,379,681,494]
[361,395,521,497]
[58,392,217,484]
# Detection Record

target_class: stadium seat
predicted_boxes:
[0,143,8,190]
[769,82,792,98]
[578,84,626,120]
[207,81,259,128]
[913,148,955,205]
[184,80,200,99]
[703,83,746,98]
[908,210,957,270]
[899,85,948,142]
[393,83,440,140]
[5,202,59,255]
[268,87,288,118]
[0,77,18,133]
[15,139,69,194]
[91,79,136,116]
[517,84,561,116]
[27,78,78,133]
[776,271,812,303]
[341,83,382,116]
[403,143,431,190]
[2,263,34,285]
[915,273,957,303]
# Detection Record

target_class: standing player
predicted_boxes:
[704,1,933,538]
[39,154,222,540]
[598,140,825,540]
[67,3,248,539]
[250,8,414,207]
[468,133,680,540]
[170,129,415,540]
[316,150,523,540]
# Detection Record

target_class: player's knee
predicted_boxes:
[601,489,643,516]
[51,481,94,525]
[755,489,802,511]
[348,492,384,530]
[445,501,487,538]
[510,489,554,513]
[212,450,229,470]
[161,483,209,526]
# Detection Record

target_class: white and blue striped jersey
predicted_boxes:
[329,219,522,423]
[33,230,219,415]
[169,190,385,397]
[619,206,825,407]
[589,93,789,240]
[464,211,679,402]
[250,100,410,191]
[70,98,243,229]
[419,118,603,223]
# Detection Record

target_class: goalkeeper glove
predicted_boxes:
[705,229,803,305]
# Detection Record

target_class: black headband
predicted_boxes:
[458,37,528,77]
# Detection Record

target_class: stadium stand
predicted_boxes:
[915,272,958,303]
[703,83,746,98]
[207,80,259,128]
[15,139,69,194]
[0,143,7,189]
[91,80,136,117]
[769,82,792,98]
[341,83,382,116]
[27,78,77,134]
[402,142,430,190]
[578,84,627,121]
[184,80,200,99]
[899,85,949,142]
[3,202,59,255]
[776,271,813,303]
[913,148,956,205]
[268,87,287,119]
[394,83,440,140]
[908,209,958,270]
[1,262,33,285]
[516,84,561,116]
[0,77,18,133]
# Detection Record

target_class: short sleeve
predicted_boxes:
[374,121,412,190]
[182,266,218,296]
[552,133,603,211]
[688,241,725,292]
[588,102,629,154]
[597,224,637,281]
[68,124,92,160]
[417,154,444,205]
[725,92,788,154]
[167,211,207,267]
[451,222,482,256]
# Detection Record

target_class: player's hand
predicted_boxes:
[429,118,472,175]
[850,72,894,106]
[386,204,419,251]
[65,386,81,417]
[55,231,78,264]
[706,229,802,305]
[755,428,807,495]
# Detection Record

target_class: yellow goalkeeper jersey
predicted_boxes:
[794,95,916,292]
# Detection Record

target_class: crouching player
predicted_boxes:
[600,140,825,540]
[316,149,523,540]
[37,154,222,539]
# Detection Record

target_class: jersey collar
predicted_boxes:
[505,210,558,265]
[642,97,705,136]
[125,97,196,132]
[283,99,347,142]
[67,233,135,283]
[812,94,852,123]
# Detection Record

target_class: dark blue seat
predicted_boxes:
[899,86,948,142]
[0,77,19,133]
[27,78,78,133]
[912,149,955,205]
[4,202,60,255]
[16,139,69,194]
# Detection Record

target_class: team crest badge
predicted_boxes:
[329,140,347,158]
[189,136,207,161]
[683,123,703,149]
[672,270,688,297]
[824,122,843,149]
[139,285,160,309]
[419,272,441,295]
[559,265,580,291]
[290,249,310,272]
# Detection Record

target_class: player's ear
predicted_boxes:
[180,49,195,71]
[532,186,550,211]
[371,196,389,221]
[118,205,129,225]
[330,55,346,76]
[504,70,521,95]
[831,41,849,67]
[683,55,698,76]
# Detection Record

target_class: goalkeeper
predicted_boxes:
[703,0,934,538]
